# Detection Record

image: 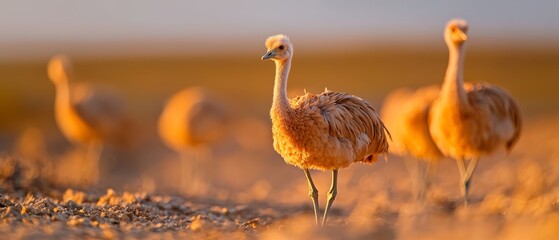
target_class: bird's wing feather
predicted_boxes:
[291,91,390,159]
[466,83,522,150]
[72,84,129,137]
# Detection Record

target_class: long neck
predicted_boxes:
[271,57,292,113]
[441,43,468,105]
[54,76,72,112]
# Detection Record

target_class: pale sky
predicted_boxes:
[1,0,557,59]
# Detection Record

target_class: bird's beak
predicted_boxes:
[261,50,276,60]
[457,30,468,41]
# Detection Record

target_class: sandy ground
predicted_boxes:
[0,45,557,240]
[1,115,559,239]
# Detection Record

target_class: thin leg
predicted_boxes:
[303,169,320,227]
[403,157,421,200]
[418,160,435,201]
[322,169,338,227]
[198,145,213,195]
[455,158,467,197]
[462,158,479,206]
[86,141,104,185]
[191,149,202,195]
[180,151,193,195]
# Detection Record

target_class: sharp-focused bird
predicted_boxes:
[262,34,391,226]
[429,19,522,205]
[47,55,133,185]
[381,85,444,200]
[158,87,228,195]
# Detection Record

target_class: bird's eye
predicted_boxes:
[279,45,285,50]
[451,27,457,32]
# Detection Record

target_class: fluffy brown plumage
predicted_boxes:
[429,19,522,204]
[273,90,390,170]
[263,34,390,226]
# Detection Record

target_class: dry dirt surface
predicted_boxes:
[0,189,287,239]
[0,155,303,239]
[2,117,559,240]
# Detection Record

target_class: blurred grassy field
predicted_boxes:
[1,45,558,146]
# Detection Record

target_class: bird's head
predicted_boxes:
[47,55,73,85]
[262,34,293,61]
[445,19,469,46]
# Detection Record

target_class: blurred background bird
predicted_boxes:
[47,55,135,185]
[381,85,444,201]
[158,86,229,196]
[429,19,522,205]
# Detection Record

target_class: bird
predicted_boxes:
[380,85,444,200]
[47,55,133,185]
[428,19,522,205]
[262,34,391,227]
[158,87,228,196]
